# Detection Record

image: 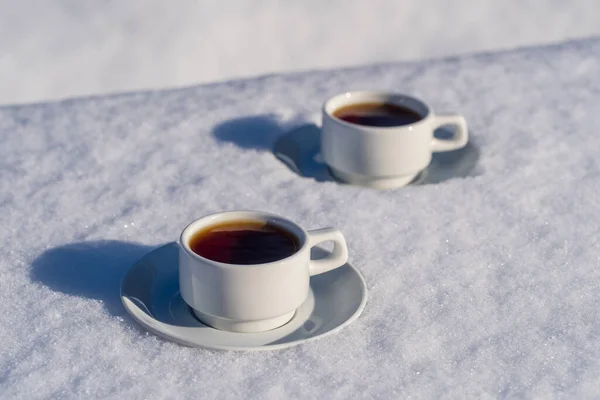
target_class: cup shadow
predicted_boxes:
[212,114,287,150]
[273,124,336,182]
[29,240,157,317]
[213,114,482,186]
[412,127,482,185]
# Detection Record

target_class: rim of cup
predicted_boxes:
[323,90,432,130]
[179,210,309,269]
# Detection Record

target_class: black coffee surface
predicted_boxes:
[189,220,299,265]
[333,102,422,127]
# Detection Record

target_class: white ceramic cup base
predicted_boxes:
[192,308,296,333]
[329,167,419,189]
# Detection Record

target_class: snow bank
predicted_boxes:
[1,38,600,398]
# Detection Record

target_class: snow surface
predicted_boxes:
[2,0,600,105]
[2,38,600,398]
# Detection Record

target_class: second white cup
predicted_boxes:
[321,91,468,189]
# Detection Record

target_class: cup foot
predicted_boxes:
[329,168,419,189]
[191,309,297,333]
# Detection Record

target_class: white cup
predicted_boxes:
[178,210,349,333]
[322,91,468,189]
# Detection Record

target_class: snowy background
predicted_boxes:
[2,37,600,398]
[2,0,600,105]
[3,1,600,399]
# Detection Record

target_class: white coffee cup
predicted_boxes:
[178,210,349,333]
[322,91,468,189]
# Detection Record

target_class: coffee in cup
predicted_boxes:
[189,220,299,265]
[333,102,422,127]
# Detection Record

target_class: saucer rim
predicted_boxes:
[121,243,368,351]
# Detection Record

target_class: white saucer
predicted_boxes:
[121,243,367,351]
[273,124,479,187]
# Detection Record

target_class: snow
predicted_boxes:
[2,0,600,105]
[2,38,600,398]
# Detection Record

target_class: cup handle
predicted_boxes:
[307,228,349,276]
[431,114,469,152]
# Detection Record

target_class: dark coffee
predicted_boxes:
[333,102,422,127]
[189,220,299,265]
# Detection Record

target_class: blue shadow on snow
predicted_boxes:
[29,241,156,317]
